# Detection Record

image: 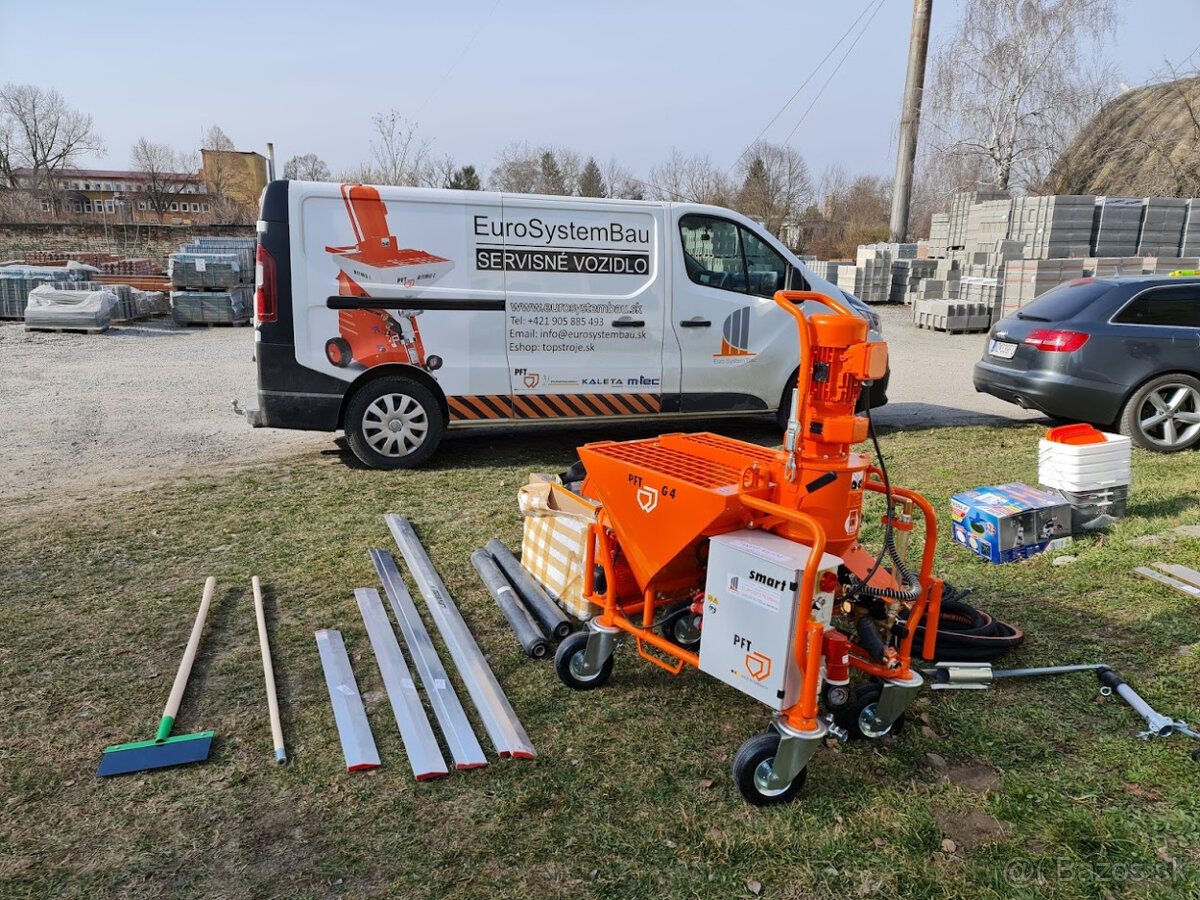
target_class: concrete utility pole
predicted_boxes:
[889,0,933,243]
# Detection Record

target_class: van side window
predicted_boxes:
[1113,287,1200,328]
[679,215,787,299]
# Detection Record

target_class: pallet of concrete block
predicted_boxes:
[1083,257,1147,278]
[168,252,241,289]
[23,284,117,333]
[1137,198,1188,256]
[48,280,158,323]
[1091,197,1145,257]
[0,263,97,319]
[1009,195,1095,259]
[171,286,251,325]
[912,298,993,334]
[1141,256,1200,274]
[182,237,256,282]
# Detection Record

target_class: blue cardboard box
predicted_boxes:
[950,483,1072,563]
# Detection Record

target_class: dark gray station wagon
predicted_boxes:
[974,275,1200,452]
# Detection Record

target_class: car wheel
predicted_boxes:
[344,376,444,469]
[1118,373,1200,453]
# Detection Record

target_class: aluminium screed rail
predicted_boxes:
[386,515,536,759]
[369,550,488,769]
[354,588,448,780]
[314,629,380,772]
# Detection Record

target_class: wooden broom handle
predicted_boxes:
[162,576,216,723]
[252,576,287,763]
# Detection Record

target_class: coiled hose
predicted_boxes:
[900,585,1024,662]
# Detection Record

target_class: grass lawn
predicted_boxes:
[2,419,1199,899]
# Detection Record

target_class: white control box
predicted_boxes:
[698,530,842,710]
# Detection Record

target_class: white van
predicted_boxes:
[244,180,888,468]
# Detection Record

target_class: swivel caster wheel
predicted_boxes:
[732,732,808,806]
[554,631,613,691]
[832,682,906,741]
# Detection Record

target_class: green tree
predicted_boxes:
[537,151,567,195]
[578,157,606,197]
[447,165,481,190]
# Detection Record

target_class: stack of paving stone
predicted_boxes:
[1091,197,1146,256]
[1009,195,1096,259]
[889,258,938,303]
[0,264,95,319]
[1179,200,1200,256]
[180,236,256,283]
[928,214,950,258]
[836,245,894,303]
[911,298,993,333]
[170,286,251,325]
[1137,198,1188,256]
[947,191,1008,250]
[1083,257,1148,277]
[169,241,250,326]
[49,280,148,322]
[1141,255,1199,273]
[23,284,118,332]
[1001,259,1085,315]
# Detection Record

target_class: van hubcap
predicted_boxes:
[362,393,428,457]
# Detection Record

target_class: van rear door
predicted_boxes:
[493,197,666,419]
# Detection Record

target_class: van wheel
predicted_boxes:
[776,368,800,430]
[344,376,444,469]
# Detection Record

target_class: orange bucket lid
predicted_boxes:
[1045,423,1106,445]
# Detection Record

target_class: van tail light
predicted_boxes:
[1024,329,1089,352]
[256,243,277,323]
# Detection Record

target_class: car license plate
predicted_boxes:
[989,339,1017,359]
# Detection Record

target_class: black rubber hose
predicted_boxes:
[484,539,573,640]
[900,589,1024,662]
[470,549,549,659]
[855,615,889,662]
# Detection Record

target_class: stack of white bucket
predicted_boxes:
[1038,427,1132,532]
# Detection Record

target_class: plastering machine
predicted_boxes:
[554,290,946,805]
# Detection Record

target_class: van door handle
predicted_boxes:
[611,317,645,328]
[679,317,711,327]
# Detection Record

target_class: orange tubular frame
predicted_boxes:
[575,287,944,739]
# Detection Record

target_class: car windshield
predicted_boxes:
[1016,279,1114,321]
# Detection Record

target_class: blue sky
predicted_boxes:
[2,0,1197,186]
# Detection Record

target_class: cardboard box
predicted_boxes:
[518,481,598,620]
[950,483,1072,563]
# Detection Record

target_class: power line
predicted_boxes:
[781,0,888,148]
[415,0,503,120]
[726,0,882,177]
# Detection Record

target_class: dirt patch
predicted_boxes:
[931,805,1011,852]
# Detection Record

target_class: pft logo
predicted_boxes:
[636,486,658,513]
[745,651,772,682]
[514,368,540,389]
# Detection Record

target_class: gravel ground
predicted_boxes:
[0,306,1042,522]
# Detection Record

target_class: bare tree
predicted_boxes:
[805,168,892,259]
[282,152,331,181]
[0,84,103,213]
[646,149,732,205]
[488,143,583,194]
[131,138,195,223]
[924,0,1116,193]
[367,110,430,186]
[200,125,246,223]
[603,160,644,200]
[732,140,813,237]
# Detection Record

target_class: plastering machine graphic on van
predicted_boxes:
[323,184,452,371]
